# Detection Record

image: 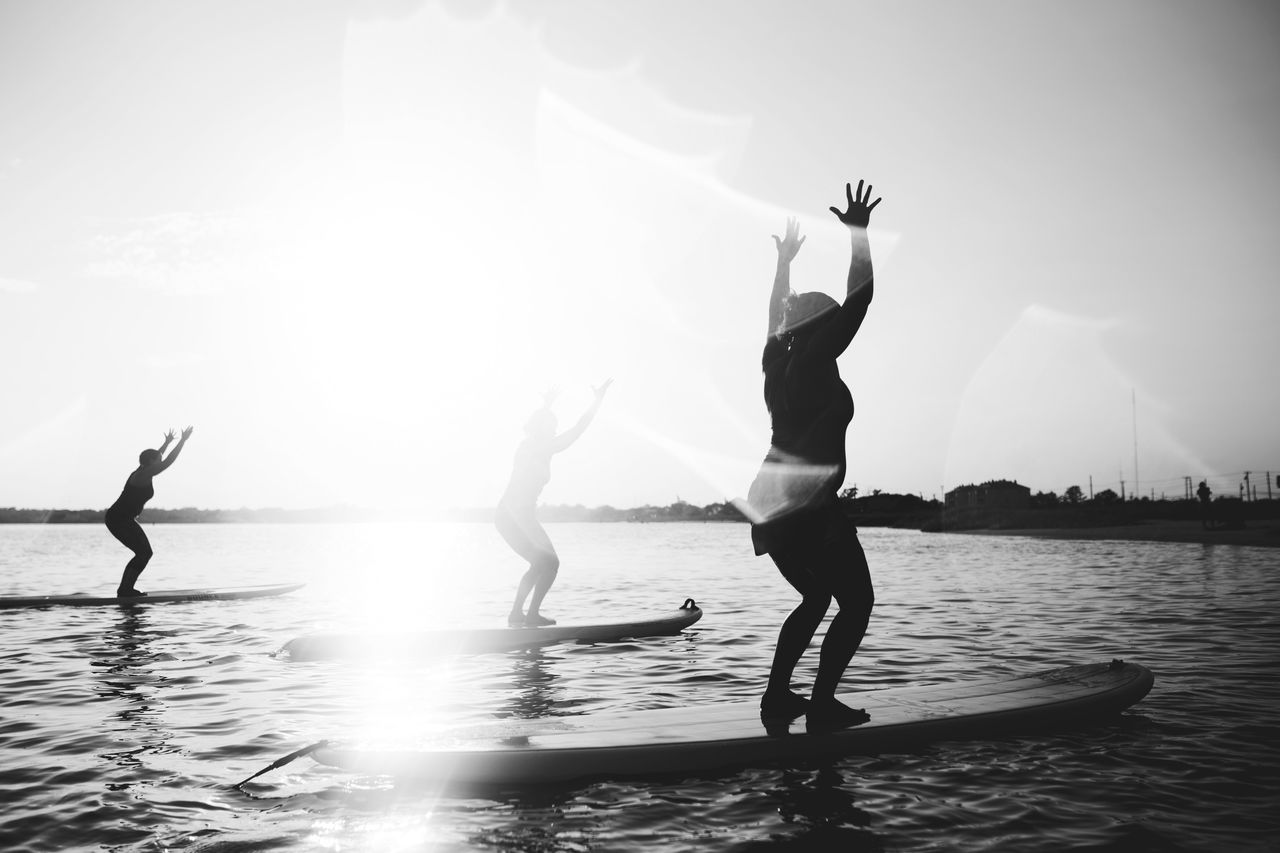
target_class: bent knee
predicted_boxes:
[798,592,832,614]
[833,584,873,616]
[536,552,560,576]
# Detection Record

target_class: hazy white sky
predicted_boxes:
[2,0,1277,512]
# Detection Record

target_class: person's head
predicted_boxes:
[524,408,557,439]
[777,290,838,341]
[138,449,162,467]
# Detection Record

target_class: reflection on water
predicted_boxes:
[83,607,184,847]
[91,608,174,755]
[772,766,877,832]
[1,523,1279,853]
[494,649,564,721]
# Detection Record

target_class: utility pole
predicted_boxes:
[1244,471,1251,502]
[1184,476,1192,500]
[1120,478,1126,501]
[1268,472,1273,501]
[1089,475,1093,500]
[1132,389,1139,501]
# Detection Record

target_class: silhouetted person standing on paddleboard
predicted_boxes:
[498,383,611,627]
[105,426,193,597]
[746,180,881,732]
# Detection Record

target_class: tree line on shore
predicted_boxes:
[0,502,749,525]
[2,490,1275,529]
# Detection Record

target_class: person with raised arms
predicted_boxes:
[746,180,882,731]
[104,426,193,597]
[497,382,611,627]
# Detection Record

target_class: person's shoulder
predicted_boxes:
[762,336,787,366]
[782,343,825,373]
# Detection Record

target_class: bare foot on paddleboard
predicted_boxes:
[507,613,525,628]
[805,698,870,733]
[760,689,810,720]
[760,690,810,737]
[524,613,556,627]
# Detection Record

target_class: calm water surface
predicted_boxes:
[0,522,1276,852]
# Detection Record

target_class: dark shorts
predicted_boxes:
[105,512,152,558]
[755,506,872,608]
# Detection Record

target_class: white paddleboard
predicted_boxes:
[311,660,1153,784]
[0,582,305,610]
[282,598,703,661]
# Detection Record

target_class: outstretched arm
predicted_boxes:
[151,426,193,475]
[767,217,805,339]
[551,381,612,453]
[810,180,881,360]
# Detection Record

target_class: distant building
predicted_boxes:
[945,479,1031,510]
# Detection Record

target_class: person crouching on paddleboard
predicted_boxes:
[497,382,611,627]
[104,426,193,597]
[746,180,881,732]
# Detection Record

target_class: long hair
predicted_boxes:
[776,290,838,341]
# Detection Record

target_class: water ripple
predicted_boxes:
[1,523,1278,852]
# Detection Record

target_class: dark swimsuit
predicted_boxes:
[748,336,871,606]
[749,335,854,553]
[105,481,154,556]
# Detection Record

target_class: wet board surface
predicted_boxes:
[312,660,1153,785]
[283,599,703,661]
[0,583,305,610]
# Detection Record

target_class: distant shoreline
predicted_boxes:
[5,500,1278,548]
[948,519,1280,549]
[0,502,750,525]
